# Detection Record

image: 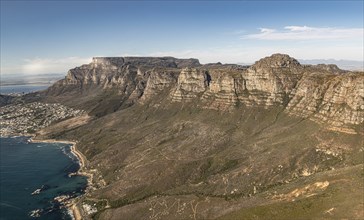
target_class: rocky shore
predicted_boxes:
[30,138,93,220]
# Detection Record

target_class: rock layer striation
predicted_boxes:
[46,54,364,130]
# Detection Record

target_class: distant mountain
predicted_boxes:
[238,59,364,71]
[0,73,65,86]
[299,59,364,71]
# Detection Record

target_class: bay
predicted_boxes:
[0,137,87,220]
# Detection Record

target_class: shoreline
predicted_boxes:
[29,137,91,220]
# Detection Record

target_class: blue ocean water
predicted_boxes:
[0,137,87,220]
[0,85,50,95]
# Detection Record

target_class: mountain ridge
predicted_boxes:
[43,53,363,133]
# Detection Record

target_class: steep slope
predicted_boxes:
[35,54,363,219]
[44,57,200,117]
[40,102,363,220]
[286,71,364,132]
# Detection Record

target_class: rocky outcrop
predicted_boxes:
[139,69,178,103]
[171,68,209,102]
[202,68,245,110]
[287,72,364,127]
[317,73,364,126]
[286,72,332,117]
[240,54,303,106]
[308,64,346,75]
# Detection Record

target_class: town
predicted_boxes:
[0,102,85,137]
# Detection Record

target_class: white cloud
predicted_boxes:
[20,57,92,75]
[242,26,364,40]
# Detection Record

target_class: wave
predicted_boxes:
[60,146,79,164]
[0,202,22,210]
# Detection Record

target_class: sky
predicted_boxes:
[1,0,363,75]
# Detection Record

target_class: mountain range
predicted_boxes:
[6,54,363,219]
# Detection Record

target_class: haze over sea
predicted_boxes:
[0,136,87,220]
[0,85,50,95]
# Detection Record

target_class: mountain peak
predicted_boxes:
[253,53,301,68]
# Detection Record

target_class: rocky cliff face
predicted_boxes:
[139,68,178,103]
[286,71,364,129]
[46,54,364,132]
[171,68,209,102]
[240,54,303,106]
[46,57,200,111]
[201,67,245,110]
[61,57,200,87]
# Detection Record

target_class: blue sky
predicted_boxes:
[1,0,363,74]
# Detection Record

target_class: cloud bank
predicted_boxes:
[1,57,92,75]
[242,26,364,40]
[20,57,92,75]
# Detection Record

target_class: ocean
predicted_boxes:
[0,85,50,95]
[0,137,87,220]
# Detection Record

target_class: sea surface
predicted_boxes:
[0,85,50,95]
[0,137,87,220]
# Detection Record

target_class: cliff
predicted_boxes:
[45,54,363,132]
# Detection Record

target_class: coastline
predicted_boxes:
[30,137,91,220]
